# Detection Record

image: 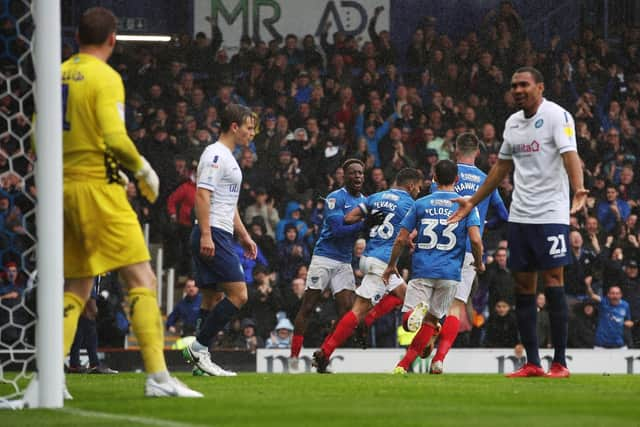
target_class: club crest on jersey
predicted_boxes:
[311,276,319,284]
[535,118,544,128]
[327,198,336,210]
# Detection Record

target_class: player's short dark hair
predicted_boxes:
[513,66,544,84]
[220,104,253,133]
[342,158,365,172]
[395,168,421,186]
[78,7,117,46]
[456,132,479,155]
[434,160,458,186]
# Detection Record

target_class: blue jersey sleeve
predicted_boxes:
[467,207,481,229]
[489,189,509,221]
[400,204,418,231]
[325,191,345,219]
[326,215,365,237]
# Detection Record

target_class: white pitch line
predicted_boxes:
[60,407,209,427]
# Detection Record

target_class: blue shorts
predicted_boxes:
[191,226,245,288]
[507,222,571,272]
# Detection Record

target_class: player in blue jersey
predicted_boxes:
[382,160,484,374]
[429,133,508,374]
[450,67,588,378]
[312,168,423,373]
[289,159,378,365]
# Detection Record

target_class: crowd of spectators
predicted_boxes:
[1,2,640,352]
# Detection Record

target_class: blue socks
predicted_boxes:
[196,298,239,347]
[516,294,540,367]
[545,287,568,367]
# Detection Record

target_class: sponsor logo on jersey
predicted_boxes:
[431,199,453,207]
[459,172,481,183]
[513,140,540,153]
[311,276,319,284]
[327,198,336,210]
[383,193,400,201]
[535,118,544,128]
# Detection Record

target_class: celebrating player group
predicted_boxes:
[294,66,586,377]
[59,6,585,393]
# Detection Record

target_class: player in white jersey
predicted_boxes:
[450,67,588,378]
[182,104,258,376]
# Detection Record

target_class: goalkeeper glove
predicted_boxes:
[364,211,386,229]
[135,157,159,203]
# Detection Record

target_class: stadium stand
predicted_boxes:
[1,1,639,354]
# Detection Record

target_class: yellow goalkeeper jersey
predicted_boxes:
[61,53,142,182]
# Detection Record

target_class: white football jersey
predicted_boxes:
[196,141,242,234]
[499,99,577,225]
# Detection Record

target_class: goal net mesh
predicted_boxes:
[0,0,38,405]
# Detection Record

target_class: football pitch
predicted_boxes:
[3,373,639,426]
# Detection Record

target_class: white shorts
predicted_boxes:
[455,253,476,303]
[305,255,356,295]
[355,256,405,304]
[402,278,458,319]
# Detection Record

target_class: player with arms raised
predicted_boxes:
[312,168,422,372]
[182,104,257,376]
[449,67,588,378]
[428,133,508,374]
[383,160,484,374]
[60,7,201,397]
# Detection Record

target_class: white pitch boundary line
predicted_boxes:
[60,407,209,427]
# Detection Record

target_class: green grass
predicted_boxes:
[2,373,640,426]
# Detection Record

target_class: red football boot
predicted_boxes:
[506,362,545,378]
[545,362,570,378]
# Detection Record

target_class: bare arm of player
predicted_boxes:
[561,150,589,214]
[468,225,485,273]
[344,206,365,224]
[382,228,411,285]
[584,281,601,304]
[448,158,513,223]
[195,187,215,257]
[234,207,257,260]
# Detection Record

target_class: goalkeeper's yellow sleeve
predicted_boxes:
[95,77,143,173]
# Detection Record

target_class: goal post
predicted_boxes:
[33,0,63,409]
[0,0,63,409]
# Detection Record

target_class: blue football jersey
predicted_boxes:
[359,188,415,263]
[431,163,506,252]
[313,187,366,263]
[595,297,631,348]
[400,190,481,281]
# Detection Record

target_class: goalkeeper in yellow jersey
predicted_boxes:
[60,7,201,398]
